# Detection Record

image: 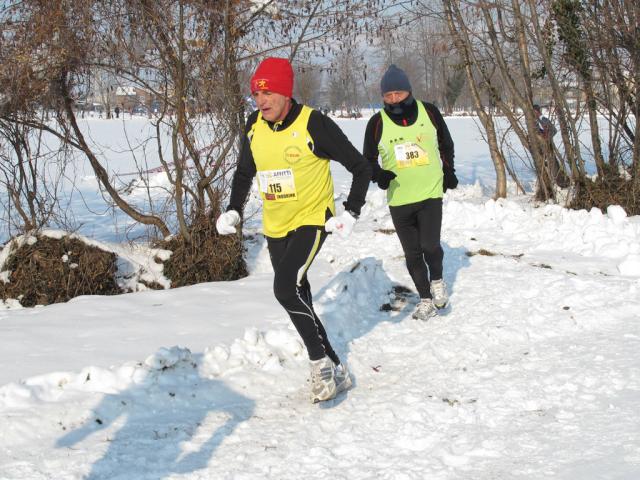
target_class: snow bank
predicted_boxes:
[444,196,640,276]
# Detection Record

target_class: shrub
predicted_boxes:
[0,235,122,307]
[160,214,247,287]
[569,167,639,216]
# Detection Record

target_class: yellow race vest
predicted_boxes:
[250,106,335,238]
[378,101,443,206]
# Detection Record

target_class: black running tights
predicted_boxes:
[389,198,444,299]
[267,226,340,364]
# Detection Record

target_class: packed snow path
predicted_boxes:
[1,187,640,479]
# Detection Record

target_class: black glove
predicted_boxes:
[376,169,397,190]
[443,169,458,192]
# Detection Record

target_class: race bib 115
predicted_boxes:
[257,168,298,202]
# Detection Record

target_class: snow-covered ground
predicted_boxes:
[1,116,639,479]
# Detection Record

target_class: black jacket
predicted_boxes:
[363,99,455,182]
[228,100,371,216]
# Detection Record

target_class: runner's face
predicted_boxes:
[252,90,291,122]
[383,90,410,105]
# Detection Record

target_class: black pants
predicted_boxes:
[267,226,340,364]
[390,198,444,299]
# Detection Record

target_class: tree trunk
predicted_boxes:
[59,72,171,238]
[528,0,584,181]
[443,0,507,198]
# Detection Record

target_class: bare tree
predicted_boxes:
[442,0,509,198]
[294,64,322,106]
[552,0,606,177]
[327,44,369,115]
[295,0,638,210]
[0,119,68,236]
[439,1,593,200]
[581,0,640,182]
[1,0,391,248]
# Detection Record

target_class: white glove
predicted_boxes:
[216,210,240,235]
[325,211,357,238]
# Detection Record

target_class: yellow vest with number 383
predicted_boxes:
[378,101,443,206]
[250,105,336,238]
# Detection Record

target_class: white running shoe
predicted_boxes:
[412,298,438,321]
[430,279,449,309]
[310,356,337,403]
[334,363,353,395]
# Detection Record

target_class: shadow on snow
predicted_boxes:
[56,353,254,479]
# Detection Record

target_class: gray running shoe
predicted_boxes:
[430,279,449,309]
[334,363,353,395]
[412,298,438,320]
[310,356,337,403]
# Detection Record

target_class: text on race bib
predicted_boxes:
[393,142,429,169]
[257,168,298,202]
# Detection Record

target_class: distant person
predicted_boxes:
[114,106,120,119]
[533,104,568,189]
[363,64,457,321]
[533,104,556,139]
[216,57,371,403]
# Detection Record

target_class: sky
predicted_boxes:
[0,115,639,479]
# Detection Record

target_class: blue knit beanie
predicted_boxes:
[380,64,412,94]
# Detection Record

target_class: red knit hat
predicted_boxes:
[250,57,294,98]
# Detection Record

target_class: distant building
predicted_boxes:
[115,86,153,111]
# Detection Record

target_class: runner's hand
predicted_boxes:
[443,169,458,192]
[325,211,356,238]
[376,169,397,190]
[216,210,240,235]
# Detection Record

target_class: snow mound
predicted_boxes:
[201,257,395,378]
[202,327,304,377]
[317,257,394,317]
[144,346,193,370]
[618,254,640,276]
[0,347,197,409]
[607,205,627,225]
[444,197,640,264]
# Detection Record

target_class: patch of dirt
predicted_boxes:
[380,284,415,312]
[0,235,122,307]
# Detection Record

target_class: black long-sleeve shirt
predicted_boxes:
[363,99,455,182]
[228,100,371,216]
